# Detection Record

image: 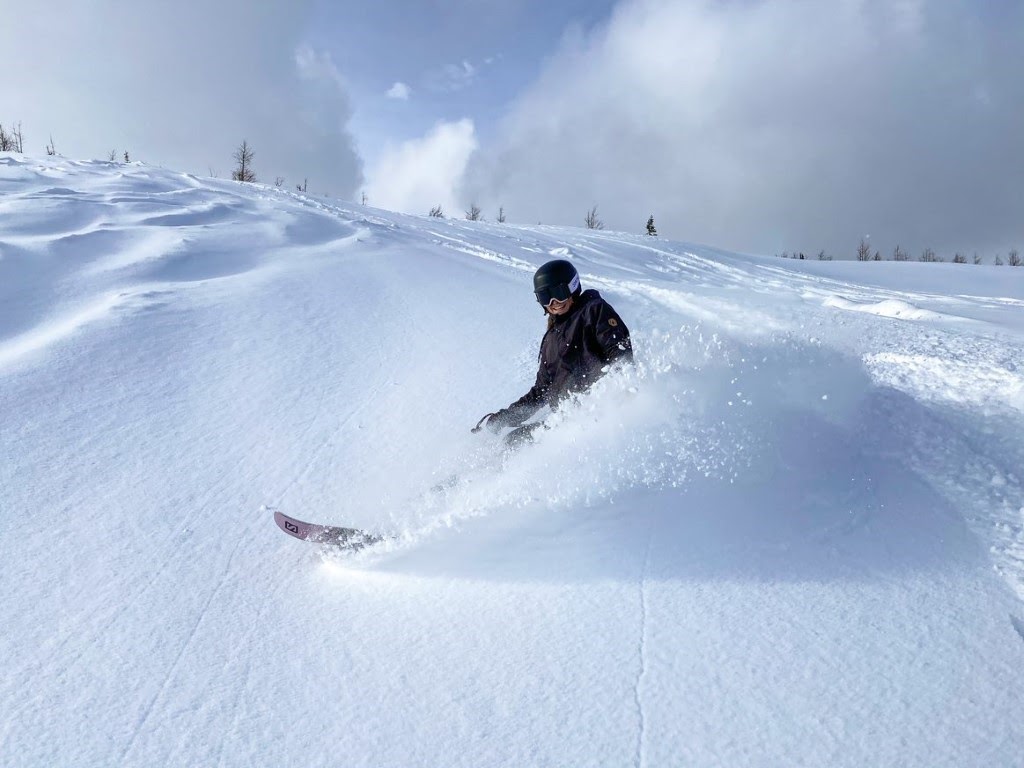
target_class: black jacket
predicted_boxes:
[499,289,633,427]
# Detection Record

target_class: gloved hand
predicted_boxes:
[471,411,509,434]
[473,411,512,436]
[486,410,509,434]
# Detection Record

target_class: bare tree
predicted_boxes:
[952,252,967,264]
[465,203,482,221]
[496,206,506,223]
[584,205,604,230]
[124,150,130,163]
[429,205,444,218]
[1,123,25,152]
[46,135,56,156]
[274,176,285,188]
[919,247,939,262]
[361,191,368,205]
[995,253,1004,266]
[1008,249,1022,267]
[872,250,882,261]
[856,238,872,261]
[296,178,308,193]
[108,149,118,162]
[209,167,219,178]
[231,140,256,182]
[973,252,982,265]
[646,215,657,236]
[817,249,832,261]
[893,245,909,262]
[0,123,21,151]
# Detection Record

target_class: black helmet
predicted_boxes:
[533,259,581,306]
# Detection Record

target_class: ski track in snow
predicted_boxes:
[3,155,1024,767]
[633,529,653,768]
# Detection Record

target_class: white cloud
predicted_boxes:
[387,82,412,100]
[365,120,478,216]
[295,45,349,94]
[429,60,479,92]
[462,0,1024,257]
[0,0,362,198]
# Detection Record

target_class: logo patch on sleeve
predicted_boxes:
[608,318,619,327]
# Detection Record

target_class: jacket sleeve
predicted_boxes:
[590,299,633,365]
[497,352,553,428]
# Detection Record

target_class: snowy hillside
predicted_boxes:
[2,155,1023,767]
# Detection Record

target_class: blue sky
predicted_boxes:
[2,0,1022,258]
[304,0,618,164]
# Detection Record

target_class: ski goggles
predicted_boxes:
[534,274,580,306]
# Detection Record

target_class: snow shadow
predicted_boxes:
[363,328,983,586]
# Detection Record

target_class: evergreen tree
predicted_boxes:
[645,215,657,236]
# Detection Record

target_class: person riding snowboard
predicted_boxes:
[475,259,633,446]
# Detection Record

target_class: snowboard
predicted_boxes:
[273,509,384,551]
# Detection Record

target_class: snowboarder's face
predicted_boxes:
[546,296,573,315]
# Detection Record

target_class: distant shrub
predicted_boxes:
[856,239,872,261]
[0,122,25,152]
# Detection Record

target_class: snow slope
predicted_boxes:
[2,155,1023,767]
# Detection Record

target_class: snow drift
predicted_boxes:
[2,155,1023,767]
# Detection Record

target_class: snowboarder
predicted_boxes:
[474,259,633,446]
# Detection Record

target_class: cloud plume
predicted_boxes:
[462,0,1024,258]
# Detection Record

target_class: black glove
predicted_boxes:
[472,412,497,433]
[471,411,509,434]
[486,410,509,434]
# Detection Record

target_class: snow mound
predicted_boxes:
[823,295,946,321]
[3,154,1024,767]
